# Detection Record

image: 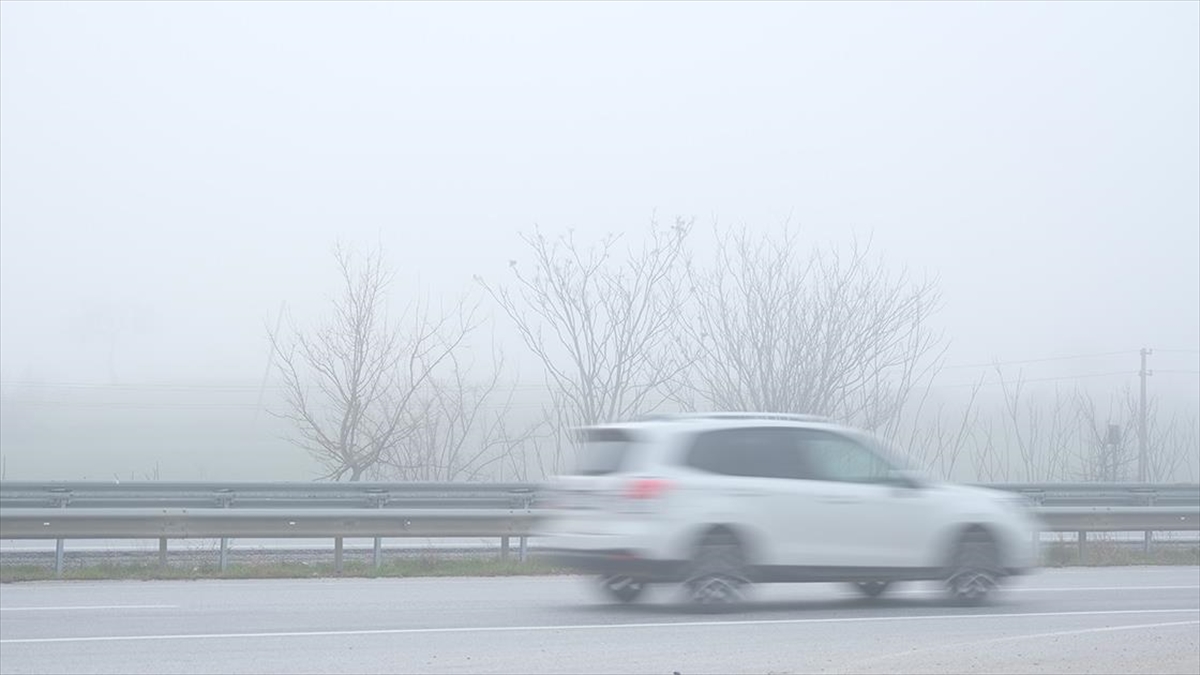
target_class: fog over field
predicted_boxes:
[1,1,1196,482]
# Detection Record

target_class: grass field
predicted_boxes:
[0,556,565,583]
[2,543,1196,583]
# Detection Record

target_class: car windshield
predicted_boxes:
[856,432,923,476]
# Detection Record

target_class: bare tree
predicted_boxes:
[478,219,694,428]
[1145,406,1198,483]
[498,418,551,482]
[1086,386,1198,483]
[680,225,943,431]
[507,387,576,480]
[1072,390,1135,482]
[270,244,477,481]
[995,371,1077,482]
[890,376,985,480]
[967,375,1195,484]
[970,417,1010,483]
[375,348,541,482]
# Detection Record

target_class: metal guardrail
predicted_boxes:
[4,480,1194,505]
[0,481,540,575]
[1,508,541,539]
[1036,506,1199,532]
[2,481,1197,576]
[977,483,1200,507]
[0,481,538,510]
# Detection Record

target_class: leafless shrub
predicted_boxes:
[270,244,478,481]
[376,347,541,482]
[680,225,944,433]
[478,218,695,430]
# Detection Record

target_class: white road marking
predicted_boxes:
[896,585,1200,594]
[1019,585,1200,592]
[0,605,177,613]
[2,607,1197,645]
[828,619,1200,673]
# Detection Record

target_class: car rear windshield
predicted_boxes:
[573,427,639,476]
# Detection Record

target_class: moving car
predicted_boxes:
[538,412,1040,608]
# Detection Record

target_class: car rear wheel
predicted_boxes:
[684,530,749,611]
[945,530,1001,606]
[597,575,647,603]
[853,581,890,598]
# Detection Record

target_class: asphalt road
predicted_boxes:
[1,567,1197,674]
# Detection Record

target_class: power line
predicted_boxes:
[4,371,1143,403]
[1156,370,1200,375]
[1156,349,1200,354]
[0,349,1173,394]
[0,396,554,412]
[0,349,1141,390]
[933,370,1134,389]
[0,382,272,391]
[939,350,1135,371]
[0,400,268,410]
[0,381,553,393]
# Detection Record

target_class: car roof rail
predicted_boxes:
[634,412,832,424]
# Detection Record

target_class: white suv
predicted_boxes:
[538,413,1040,608]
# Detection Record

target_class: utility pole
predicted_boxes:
[1138,348,1153,482]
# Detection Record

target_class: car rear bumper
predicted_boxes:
[540,548,685,582]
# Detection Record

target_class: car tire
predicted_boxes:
[853,581,890,598]
[945,529,1001,606]
[684,530,749,611]
[598,575,647,603]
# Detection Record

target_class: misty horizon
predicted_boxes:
[1,1,1196,482]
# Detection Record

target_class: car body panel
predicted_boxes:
[538,415,1041,585]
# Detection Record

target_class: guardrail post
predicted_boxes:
[1077,530,1087,563]
[1029,490,1043,555]
[54,538,65,578]
[217,489,233,572]
[158,537,168,569]
[515,489,532,563]
[1143,491,1156,553]
[53,517,66,579]
[334,537,344,574]
[500,536,510,561]
[51,488,70,578]
[369,489,386,571]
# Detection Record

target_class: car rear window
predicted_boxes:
[573,427,639,476]
[685,427,807,479]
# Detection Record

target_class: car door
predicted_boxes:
[793,430,939,569]
[682,427,817,567]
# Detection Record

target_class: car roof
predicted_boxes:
[577,413,858,438]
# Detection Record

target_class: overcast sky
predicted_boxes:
[2,1,1198,408]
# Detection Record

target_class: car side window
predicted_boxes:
[685,427,806,480]
[795,430,894,484]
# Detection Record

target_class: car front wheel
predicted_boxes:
[945,530,1001,606]
[684,530,749,611]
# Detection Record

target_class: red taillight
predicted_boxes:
[625,478,672,500]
